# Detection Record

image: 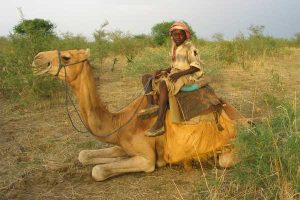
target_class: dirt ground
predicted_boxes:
[0,49,299,200]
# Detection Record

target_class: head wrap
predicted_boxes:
[169,21,191,39]
[169,21,191,62]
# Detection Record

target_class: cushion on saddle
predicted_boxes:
[175,85,221,121]
[180,84,200,92]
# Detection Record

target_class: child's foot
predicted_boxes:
[145,122,165,137]
[137,105,159,120]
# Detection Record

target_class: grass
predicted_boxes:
[1,22,300,199]
[194,71,300,199]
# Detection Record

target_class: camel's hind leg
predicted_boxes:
[78,146,128,165]
[92,156,155,181]
[155,137,166,167]
[218,147,240,168]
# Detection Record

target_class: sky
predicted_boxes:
[0,0,299,40]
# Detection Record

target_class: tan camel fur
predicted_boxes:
[32,49,239,181]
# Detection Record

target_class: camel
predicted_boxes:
[32,49,243,181]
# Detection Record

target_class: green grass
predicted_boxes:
[125,46,170,76]
[194,85,300,199]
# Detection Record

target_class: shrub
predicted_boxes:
[54,32,90,50]
[0,18,62,103]
[110,31,153,63]
[13,18,55,36]
[125,46,170,76]
[292,33,300,46]
[195,72,300,199]
[91,22,111,65]
[233,98,300,198]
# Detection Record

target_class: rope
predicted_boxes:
[92,77,152,138]
[64,66,90,133]
[63,63,153,138]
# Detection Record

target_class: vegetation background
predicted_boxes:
[0,18,299,199]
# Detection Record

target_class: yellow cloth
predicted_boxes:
[151,40,205,122]
[171,40,203,77]
[163,110,236,164]
[152,40,204,96]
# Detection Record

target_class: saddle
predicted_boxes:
[175,85,222,121]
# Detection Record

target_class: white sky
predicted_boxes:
[0,0,299,39]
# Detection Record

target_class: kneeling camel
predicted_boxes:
[32,49,241,181]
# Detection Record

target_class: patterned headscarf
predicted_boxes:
[169,21,191,39]
[169,21,191,62]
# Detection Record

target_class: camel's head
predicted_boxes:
[32,49,90,81]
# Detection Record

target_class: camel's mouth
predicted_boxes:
[32,60,52,75]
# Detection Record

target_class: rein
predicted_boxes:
[56,50,151,138]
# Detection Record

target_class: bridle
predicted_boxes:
[55,49,88,76]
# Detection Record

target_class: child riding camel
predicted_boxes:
[139,21,204,137]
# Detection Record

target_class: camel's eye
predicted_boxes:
[62,55,71,62]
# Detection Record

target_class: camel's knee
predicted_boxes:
[92,165,109,181]
[78,150,90,165]
[144,163,155,173]
[141,157,155,173]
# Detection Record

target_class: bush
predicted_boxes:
[54,32,90,50]
[292,33,300,46]
[233,98,300,198]
[195,96,300,199]
[110,31,153,63]
[125,46,170,76]
[196,30,288,69]
[13,18,55,36]
[0,33,62,102]
[0,18,63,103]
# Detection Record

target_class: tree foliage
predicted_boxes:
[13,18,56,36]
[248,24,265,37]
[293,32,300,45]
[91,21,111,64]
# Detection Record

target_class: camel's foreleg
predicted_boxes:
[78,146,128,165]
[92,156,155,181]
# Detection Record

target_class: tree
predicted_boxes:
[13,18,56,36]
[92,21,111,65]
[212,33,225,42]
[10,18,57,66]
[293,32,300,45]
[248,25,265,37]
[151,21,196,46]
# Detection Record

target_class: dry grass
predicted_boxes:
[0,49,299,199]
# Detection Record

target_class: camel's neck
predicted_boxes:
[68,62,118,143]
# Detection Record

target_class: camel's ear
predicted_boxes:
[85,48,90,58]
